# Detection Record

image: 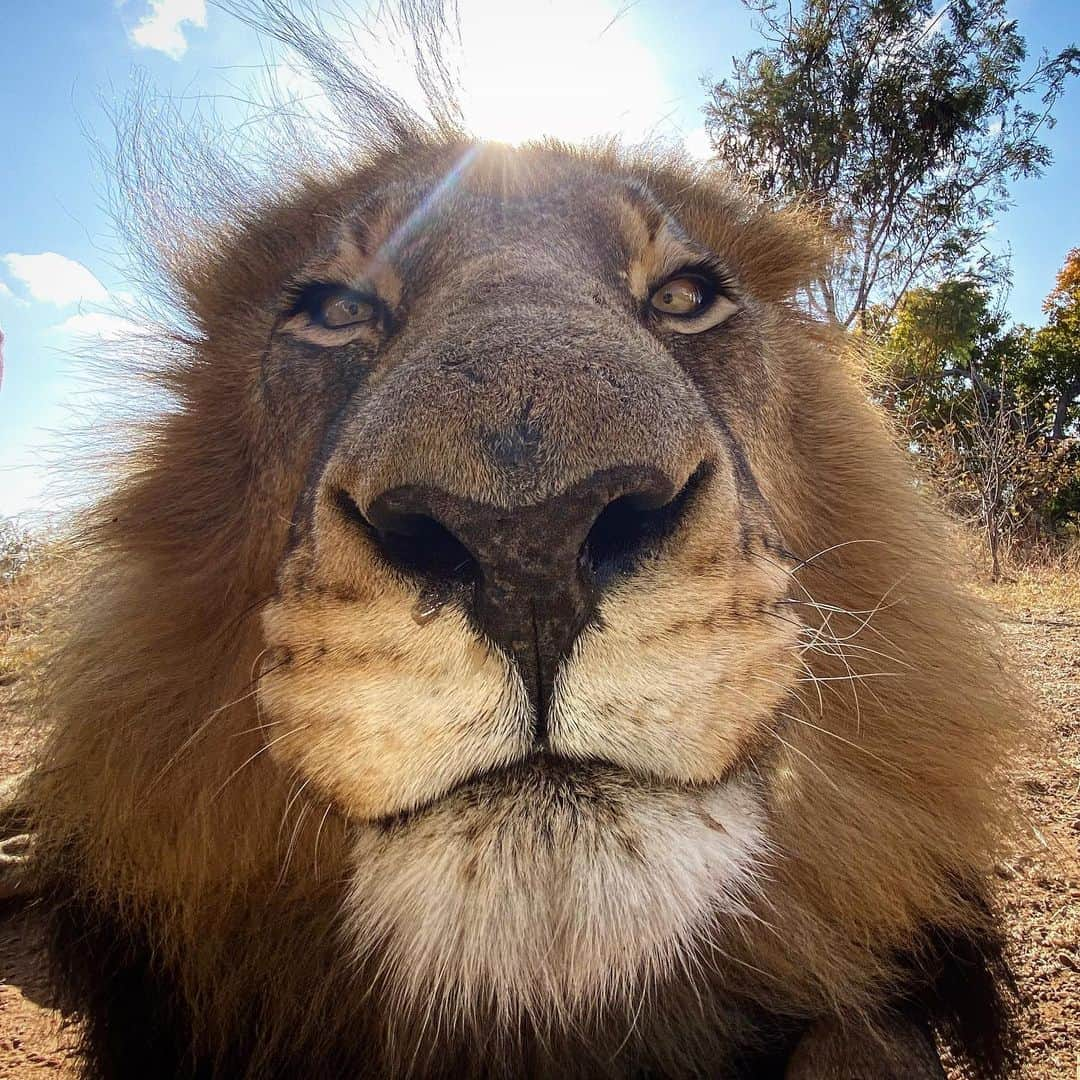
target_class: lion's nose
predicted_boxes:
[337,464,704,741]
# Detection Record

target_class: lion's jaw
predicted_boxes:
[343,763,769,1019]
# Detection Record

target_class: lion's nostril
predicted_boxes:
[583,463,708,586]
[376,515,477,583]
[334,489,478,585]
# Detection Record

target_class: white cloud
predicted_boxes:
[2,253,108,307]
[0,280,26,306]
[129,0,207,60]
[51,312,141,341]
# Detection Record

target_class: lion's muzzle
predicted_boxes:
[334,461,704,738]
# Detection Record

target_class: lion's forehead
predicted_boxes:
[314,155,683,300]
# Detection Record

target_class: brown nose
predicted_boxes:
[338,464,704,741]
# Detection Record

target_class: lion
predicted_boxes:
[23,5,1023,1077]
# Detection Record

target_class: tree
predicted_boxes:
[1030,247,1080,438]
[875,278,1027,413]
[704,0,1079,328]
[874,279,1080,576]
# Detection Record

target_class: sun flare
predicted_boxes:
[453,0,671,145]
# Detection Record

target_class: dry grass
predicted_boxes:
[0,525,61,781]
[0,523,56,694]
[979,554,1080,614]
[961,539,1080,1080]
[0,524,80,1077]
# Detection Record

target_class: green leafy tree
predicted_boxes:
[1030,247,1080,438]
[876,279,1027,415]
[704,0,1079,327]
[875,278,1080,576]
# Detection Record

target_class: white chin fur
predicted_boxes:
[342,765,768,1023]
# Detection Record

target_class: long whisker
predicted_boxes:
[749,548,909,653]
[313,800,335,883]
[794,671,903,684]
[777,711,910,778]
[211,726,309,802]
[149,679,265,790]
[784,538,888,573]
[746,672,813,712]
[277,776,314,887]
[792,636,914,671]
[148,648,315,788]
[795,654,827,715]
[798,595,866,729]
[770,727,839,789]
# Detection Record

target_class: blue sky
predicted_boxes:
[1,0,1078,520]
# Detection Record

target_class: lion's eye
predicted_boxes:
[283,283,384,338]
[650,275,712,316]
[646,269,739,334]
[319,293,377,329]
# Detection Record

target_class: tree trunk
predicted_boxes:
[987,519,1002,582]
[1052,377,1080,439]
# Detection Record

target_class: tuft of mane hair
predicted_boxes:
[25,2,1024,1078]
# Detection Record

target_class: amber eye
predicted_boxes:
[282,282,387,344]
[650,275,712,316]
[319,293,377,329]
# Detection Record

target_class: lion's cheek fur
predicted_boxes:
[341,776,769,1018]
[550,559,800,782]
[259,593,532,819]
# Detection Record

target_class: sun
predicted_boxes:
[453,0,672,146]
[268,0,696,156]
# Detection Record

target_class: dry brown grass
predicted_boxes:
[979,550,1080,614]
[0,525,61,780]
[0,526,79,1076]
[0,524,56,694]
[960,538,1080,1080]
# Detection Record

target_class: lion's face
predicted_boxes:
[247,146,804,1010]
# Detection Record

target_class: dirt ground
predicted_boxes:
[0,562,1076,1078]
[973,571,1080,1080]
[0,549,80,1077]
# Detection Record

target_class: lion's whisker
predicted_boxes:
[766,727,841,791]
[785,538,888,573]
[312,800,335,883]
[147,649,325,789]
[211,726,309,802]
[749,549,909,655]
[149,681,265,789]
[776,711,910,778]
[793,637,914,671]
[794,671,902,683]
[277,777,314,887]
[747,672,813,711]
